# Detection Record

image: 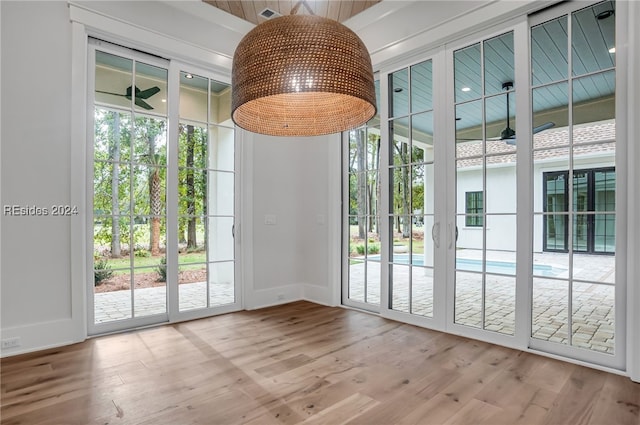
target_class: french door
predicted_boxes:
[88,40,240,334]
[343,0,624,369]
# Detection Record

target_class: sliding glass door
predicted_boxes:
[342,0,624,369]
[89,40,239,334]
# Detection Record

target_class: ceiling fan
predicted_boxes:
[456,81,555,145]
[96,85,160,110]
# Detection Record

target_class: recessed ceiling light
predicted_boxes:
[596,9,614,20]
[609,47,616,53]
[461,87,471,92]
[185,73,193,79]
[161,99,166,103]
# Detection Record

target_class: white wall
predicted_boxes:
[1,1,83,352]
[242,133,338,309]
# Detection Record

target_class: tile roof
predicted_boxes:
[456,120,615,168]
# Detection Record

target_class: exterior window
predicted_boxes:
[543,168,615,254]
[465,191,483,227]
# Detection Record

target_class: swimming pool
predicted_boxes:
[373,254,566,277]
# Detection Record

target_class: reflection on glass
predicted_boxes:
[455,271,482,328]
[454,43,481,102]
[455,100,483,158]
[483,32,514,96]
[209,79,232,124]
[532,278,569,344]
[572,281,614,354]
[95,51,133,110]
[485,93,516,153]
[411,60,433,112]
[412,111,433,158]
[531,16,568,86]
[572,1,615,77]
[533,82,568,149]
[180,73,208,122]
[572,71,615,130]
[134,62,167,115]
[390,68,409,118]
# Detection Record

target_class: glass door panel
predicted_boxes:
[92,47,169,329]
[178,72,235,312]
[345,119,382,309]
[453,31,516,337]
[530,1,618,360]
[388,60,435,317]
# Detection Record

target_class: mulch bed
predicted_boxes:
[94,269,207,293]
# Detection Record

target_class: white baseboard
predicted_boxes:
[244,284,302,310]
[1,318,84,358]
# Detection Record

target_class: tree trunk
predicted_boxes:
[356,129,367,239]
[148,132,161,256]
[186,125,197,249]
[401,143,411,238]
[110,113,121,258]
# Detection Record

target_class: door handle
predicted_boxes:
[448,223,458,249]
[431,222,440,248]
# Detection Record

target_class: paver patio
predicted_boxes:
[94,249,615,354]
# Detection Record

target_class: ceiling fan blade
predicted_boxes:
[533,121,555,134]
[136,86,160,99]
[135,98,154,110]
[96,90,126,97]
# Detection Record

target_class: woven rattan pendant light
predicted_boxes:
[231,1,376,136]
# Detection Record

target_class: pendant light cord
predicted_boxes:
[290,1,315,15]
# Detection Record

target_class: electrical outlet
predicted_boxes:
[1,337,21,349]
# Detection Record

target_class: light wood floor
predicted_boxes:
[1,301,639,425]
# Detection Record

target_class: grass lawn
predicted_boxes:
[105,251,207,273]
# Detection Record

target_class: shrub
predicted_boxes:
[156,256,167,282]
[94,259,113,286]
[134,246,151,257]
[355,243,380,255]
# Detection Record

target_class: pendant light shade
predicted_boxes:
[231,14,376,136]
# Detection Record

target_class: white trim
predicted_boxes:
[624,0,640,383]
[68,3,233,73]
[513,17,533,351]
[70,21,89,345]
[327,133,342,307]
[239,129,254,309]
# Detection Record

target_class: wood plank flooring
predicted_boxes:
[1,301,639,425]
